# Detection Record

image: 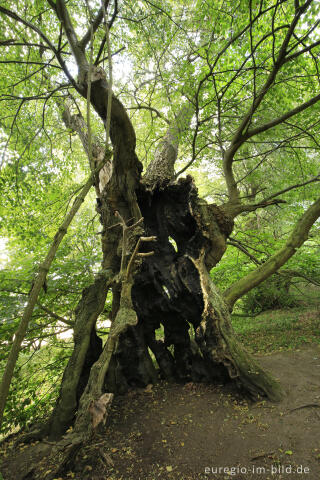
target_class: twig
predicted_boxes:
[251,451,275,461]
[286,403,320,414]
[126,235,156,280]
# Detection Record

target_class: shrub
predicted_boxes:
[241,275,298,314]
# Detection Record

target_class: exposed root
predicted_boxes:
[286,403,320,414]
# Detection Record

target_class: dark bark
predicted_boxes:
[48,274,108,439]
[100,177,283,401]
[46,69,284,442]
[46,75,144,438]
[49,166,283,440]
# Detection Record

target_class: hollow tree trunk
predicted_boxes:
[46,76,144,439]
[103,177,283,401]
[47,78,283,441]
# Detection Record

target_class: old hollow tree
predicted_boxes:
[0,0,320,440]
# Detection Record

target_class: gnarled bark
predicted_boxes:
[48,273,109,439]
[43,2,287,443]
[100,177,283,402]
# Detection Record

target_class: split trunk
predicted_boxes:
[47,78,283,440]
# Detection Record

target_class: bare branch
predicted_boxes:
[127,104,169,124]
[224,196,320,308]
[227,239,262,265]
[262,174,320,202]
[245,93,320,140]
[0,4,77,88]
[36,303,74,327]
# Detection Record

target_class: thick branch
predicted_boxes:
[224,198,286,218]
[224,197,320,308]
[284,38,320,63]
[79,1,110,51]
[245,93,320,140]
[94,0,119,65]
[54,0,88,77]
[143,102,194,186]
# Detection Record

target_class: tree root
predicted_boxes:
[286,403,320,414]
[18,433,84,480]
[14,424,49,446]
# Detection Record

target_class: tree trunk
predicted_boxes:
[100,177,283,401]
[46,75,144,438]
[46,77,284,441]
[48,273,108,439]
[47,170,283,441]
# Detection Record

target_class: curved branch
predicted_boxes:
[53,0,87,77]
[245,92,320,140]
[79,0,111,51]
[224,198,286,218]
[143,102,194,186]
[222,0,313,202]
[227,239,262,265]
[262,174,320,202]
[94,0,119,65]
[223,197,320,308]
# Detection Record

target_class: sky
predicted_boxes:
[0,237,8,267]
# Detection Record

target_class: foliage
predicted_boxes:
[0,0,320,434]
[212,205,320,312]
[0,343,71,435]
[241,275,297,314]
[232,302,320,354]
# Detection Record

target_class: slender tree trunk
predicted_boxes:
[0,164,105,431]
[48,273,109,439]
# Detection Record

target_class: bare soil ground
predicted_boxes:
[1,344,320,480]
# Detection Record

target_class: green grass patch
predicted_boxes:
[232,306,320,354]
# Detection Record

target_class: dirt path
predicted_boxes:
[1,344,320,479]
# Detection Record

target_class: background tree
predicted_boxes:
[0,0,319,448]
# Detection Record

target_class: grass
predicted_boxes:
[232,306,320,354]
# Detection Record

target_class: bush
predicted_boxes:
[241,275,298,314]
[0,344,70,436]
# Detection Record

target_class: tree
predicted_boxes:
[0,0,320,446]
